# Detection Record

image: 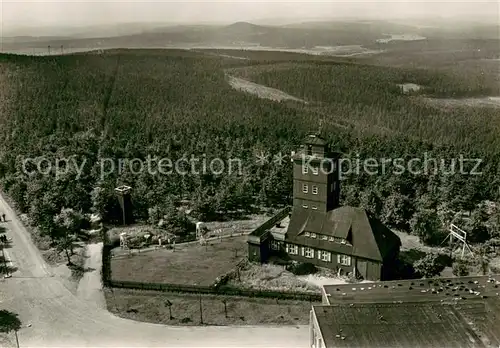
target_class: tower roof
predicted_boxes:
[303,134,327,146]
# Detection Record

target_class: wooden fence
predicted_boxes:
[101,210,321,302]
[107,279,321,302]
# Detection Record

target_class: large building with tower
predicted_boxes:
[247,134,401,281]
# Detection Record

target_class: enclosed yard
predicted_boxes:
[105,288,318,326]
[110,236,247,286]
[228,262,369,294]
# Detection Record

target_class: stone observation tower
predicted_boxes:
[291,134,341,213]
[115,185,133,225]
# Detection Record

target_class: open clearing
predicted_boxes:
[111,236,247,286]
[189,45,382,57]
[105,288,317,326]
[376,33,427,43]
[227,75,306,103]
[424,96,500,108]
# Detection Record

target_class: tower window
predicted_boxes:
[307,145,313,155]
[302,165,308,174]
[312,186,318,195]
[312,166,319,175]
[302,204,308,209]
[312,205,318,210]
[302,184,308,193]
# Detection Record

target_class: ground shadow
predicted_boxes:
[400,249,427,264]
[69,264,96,273]
[0,310,21,333]
[0,242,13,249]
[0,265,18,276]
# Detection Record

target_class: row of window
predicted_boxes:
[303,166,319,175]
[301,162,337,175]
[284,243,352,266]
[302,183,318,194]
[303,232,351,245]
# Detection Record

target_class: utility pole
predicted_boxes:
[14,330,20,348]
[165,299,173,320]
[222,299,228,318]
[199,294,203,324]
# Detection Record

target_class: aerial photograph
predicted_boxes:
[0,0,499,347]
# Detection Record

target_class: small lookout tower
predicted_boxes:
[115,185,133,225]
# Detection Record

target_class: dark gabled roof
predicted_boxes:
[303,134,327,146]
[285,206,401,262]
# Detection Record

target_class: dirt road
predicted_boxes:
[0,193,309,347]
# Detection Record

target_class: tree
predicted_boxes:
[381,193,413,230]
[437,202,455,228]
[413,253,446,278]
[410,208,443,245]
[359,190,382,216]
[488,207,500,239]
[340,184,360,207]
[90,184,122,223]
[53,208,86,265]
[159,199,195,237]
[452,260,470,276]
[0,309,21,348]
[466,204,490,243]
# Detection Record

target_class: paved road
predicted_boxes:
[0,193,309,347]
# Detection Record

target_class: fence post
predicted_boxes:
[199,294,204,324]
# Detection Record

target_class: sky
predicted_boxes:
[1,0,499,35]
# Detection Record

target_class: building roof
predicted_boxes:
[285,206,401,262]
[318,275,500,348]
[322,275,500,304]
[248,207,291,244]
[312,301,488,348]
[303,134,328,146]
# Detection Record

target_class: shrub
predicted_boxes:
[414,253,446,278]
[285,262,317,276]
[452,260,470,276]
[435,253,453,267]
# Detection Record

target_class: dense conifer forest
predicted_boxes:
[0,48,498,247]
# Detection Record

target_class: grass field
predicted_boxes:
[105,289,317,325]
[110,236,247,286]
[105,288,317,326]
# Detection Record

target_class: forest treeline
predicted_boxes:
[0,49,498,249]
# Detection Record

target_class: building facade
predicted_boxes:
[248,134,401,281]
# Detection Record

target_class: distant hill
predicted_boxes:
[2,19,498,53]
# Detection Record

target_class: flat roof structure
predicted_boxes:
[314,275,500,348]
[322,275,500,305]
[313,302,485,348]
